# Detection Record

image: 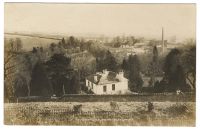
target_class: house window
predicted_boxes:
[88,81,90,87]
[91,83,93,89]
[112,84,115,91]
[103,86,107,92]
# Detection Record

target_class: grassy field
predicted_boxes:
[5,34,59,50]
[4,102,195,126]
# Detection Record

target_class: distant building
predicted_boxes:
[85,70,128,94]
[127,52,136,56]
[133,42,152,54]
[134,42,148,48]
[120,44,133,48]
[166,43,182,51]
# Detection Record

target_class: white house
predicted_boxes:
[85,70,128,94]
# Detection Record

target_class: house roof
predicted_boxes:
[86,71,120,85]
[106,71,120,82]
[86,74,102,84]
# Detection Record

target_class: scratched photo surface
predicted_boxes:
[4,3,196,126]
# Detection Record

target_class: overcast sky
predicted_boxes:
[5,3,196,40]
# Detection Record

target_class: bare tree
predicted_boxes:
[181,43,196,90]
[4,38,23,99]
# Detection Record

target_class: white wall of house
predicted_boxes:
[86,79,94,90]
[85,79,128,94]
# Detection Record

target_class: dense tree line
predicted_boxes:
[122,44,195,93]
[122,54,143,92]
[4,36,196,102]
[181,45,196,90]
[146,46,163,86]
[30,54,80,97]
[109,36,144,48]
[96,50,118,72]
[4,38,31,101]
[4,37,84,101]
[148,44,196,93]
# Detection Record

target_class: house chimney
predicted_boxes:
[119,71,124,77]
[94,75,98,82]
[118,71,125,81]
[103,69,109,75]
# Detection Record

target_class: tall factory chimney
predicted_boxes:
[162,27,165,54]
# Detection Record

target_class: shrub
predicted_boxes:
[110,101,119,111]
[154,81,166,93]
[73,104,82,113]
[147,102,154,112]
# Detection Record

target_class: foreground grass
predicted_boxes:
[4,102,195,126]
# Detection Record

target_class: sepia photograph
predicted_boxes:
[4,3,196,126]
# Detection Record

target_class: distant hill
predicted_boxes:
[4,33,62,51]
